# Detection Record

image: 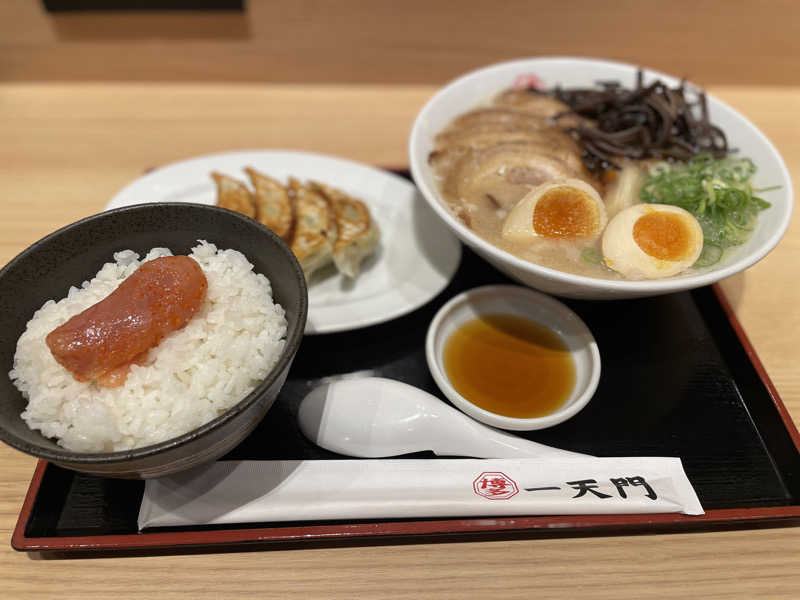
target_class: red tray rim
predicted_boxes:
[11,284,800,552]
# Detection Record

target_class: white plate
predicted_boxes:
[106,150,462,334]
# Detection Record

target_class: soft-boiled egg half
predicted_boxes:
[501,179,608,244]
[602,204,704,280]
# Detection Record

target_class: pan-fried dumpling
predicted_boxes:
[211,172,256,218]
[311,182,380,278]
[244,167,294,241]
[288,178,338,279]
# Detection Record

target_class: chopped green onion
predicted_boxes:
[694,244,723,268]
[581,247,603,265]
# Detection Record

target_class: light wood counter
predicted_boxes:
[0,83,798,599]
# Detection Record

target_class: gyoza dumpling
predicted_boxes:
[244,167,294,242]
[310,181,380,278]
[211,172,256,219]
[288,178,338,279]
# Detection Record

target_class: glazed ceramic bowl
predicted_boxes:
[425,285,600,431]
[409,57,793,300]
[0,203,307,478]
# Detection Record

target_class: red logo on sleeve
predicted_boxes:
[473,472,519,500]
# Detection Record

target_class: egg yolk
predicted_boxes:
[532,188,598,239]
[633,212,691,261]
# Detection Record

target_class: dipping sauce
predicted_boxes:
[443,314,575,418]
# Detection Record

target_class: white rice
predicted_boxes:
[9,241,287,453]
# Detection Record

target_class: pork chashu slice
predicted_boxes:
[493,90,584,128]
[444,141,594,211]
[448,107,552,132]
[431,129,586,175]
[435,124,574,151]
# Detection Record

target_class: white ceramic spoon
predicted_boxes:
[297,377,586,459]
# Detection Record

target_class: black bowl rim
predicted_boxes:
[0,202,308,464]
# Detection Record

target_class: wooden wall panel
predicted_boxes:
[1,1,799,85]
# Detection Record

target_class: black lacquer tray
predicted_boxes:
[12,181,800,554]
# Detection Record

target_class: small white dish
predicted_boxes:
[106,149,462,334]
[425,285,601,431]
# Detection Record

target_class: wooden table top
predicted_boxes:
[0,83,798,599]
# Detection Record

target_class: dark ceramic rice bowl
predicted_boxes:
[0,203,307,478]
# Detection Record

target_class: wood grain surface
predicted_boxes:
[3,0,800,86]
[0,81,798,598]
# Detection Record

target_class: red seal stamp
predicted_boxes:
[473,472,519,500]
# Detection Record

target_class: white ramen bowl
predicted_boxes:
[409,57,793,300]
[425,285,601,431]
